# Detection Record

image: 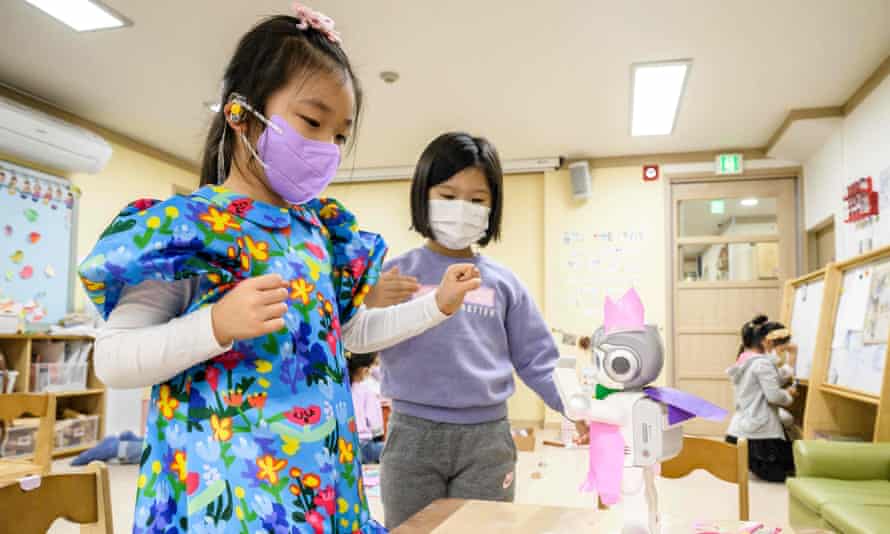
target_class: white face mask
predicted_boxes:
[429,199,490,251]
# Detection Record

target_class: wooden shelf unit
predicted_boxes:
[0,333,105,458]
[790,245,890,443]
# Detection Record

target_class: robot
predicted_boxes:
[555,288,727,534]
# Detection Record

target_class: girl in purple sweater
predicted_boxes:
[372,132,586,528]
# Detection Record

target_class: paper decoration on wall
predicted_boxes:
[864,262,890,345]
[4,271,12,282]
[44,265,56,278]
[3,225,11,237]
[19,266,33,280]
[9,250,23,264]
[562,231,583,245]
[21,300,45,322]
[24,208,38,222]
[27,232,40,244]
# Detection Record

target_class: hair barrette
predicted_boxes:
[292,2,342,44]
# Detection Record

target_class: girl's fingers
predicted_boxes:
[259,287,290,304]
[260,318,286,334]
[251,273,286,290]
[457,279,482,293]
[261,302,288,320]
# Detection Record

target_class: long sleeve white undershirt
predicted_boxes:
[95,278,447,389]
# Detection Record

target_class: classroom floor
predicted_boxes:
[47,429,789,533]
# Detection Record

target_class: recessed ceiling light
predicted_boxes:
[631,60,691,136]
[204,101,221,113]
[24,0,129,32]
[740,198,759,207]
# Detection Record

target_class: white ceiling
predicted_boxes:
[1,0,889,169]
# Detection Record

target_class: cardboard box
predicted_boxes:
[510,427,536,452]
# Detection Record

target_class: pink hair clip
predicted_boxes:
[292,2,342,44]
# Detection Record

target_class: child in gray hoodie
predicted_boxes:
[726,315,797,482]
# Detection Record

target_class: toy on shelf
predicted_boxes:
[554,288,727,534]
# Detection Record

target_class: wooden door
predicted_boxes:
[672,178,797,435]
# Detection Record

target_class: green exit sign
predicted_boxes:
[716,153,743,175]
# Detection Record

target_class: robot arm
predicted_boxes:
[554,357,623,425]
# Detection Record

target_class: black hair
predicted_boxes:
[739,314,787,356]
[200,15,362,186]
[410,132,504,247]
[347,352,379,382]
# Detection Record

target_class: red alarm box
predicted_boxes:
[643,164,660,182]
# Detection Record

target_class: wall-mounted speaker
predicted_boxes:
[568,161,592,200]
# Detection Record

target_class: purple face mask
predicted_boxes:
[254,115,341,205]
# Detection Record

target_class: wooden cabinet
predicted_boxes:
[0,334,105,458]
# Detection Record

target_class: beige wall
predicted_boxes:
[541,167,668,424]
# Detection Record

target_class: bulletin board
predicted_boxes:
[0,160,79,324]
[788,276,826,379]
[826,259,890,396]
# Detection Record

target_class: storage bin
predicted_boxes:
[0,419,39,458]
[30,362,88,392]
[32,340,66,363]
[54,415,100,452]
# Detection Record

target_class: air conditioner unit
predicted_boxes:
[0,95,113,174]
[334,157,563,184]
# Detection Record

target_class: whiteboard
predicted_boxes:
[826,261,889,395]
[0,160,79,324]
[790,278,825,379]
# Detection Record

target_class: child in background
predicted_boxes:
[763,328,799,432]
[726,315,797,482]
[348,352,385,464]
[373,132,586,528]
[79,7,481,532]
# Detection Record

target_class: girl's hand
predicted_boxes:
[211,274,289,345]
[787,385,799,398]
[784,343,798,366]
[435,264,482,315]
[364,267,420,309]
[573,420,590,445]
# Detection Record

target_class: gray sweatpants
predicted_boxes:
[380,412,517,529]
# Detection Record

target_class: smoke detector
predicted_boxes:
[380,71,400,84]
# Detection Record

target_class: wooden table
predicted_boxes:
[392,499,807,533]
[392,499,617,533]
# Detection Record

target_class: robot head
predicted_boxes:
[590,288,664,390]
[591,325,664,390]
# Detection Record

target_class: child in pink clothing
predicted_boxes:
[349,352,385,463]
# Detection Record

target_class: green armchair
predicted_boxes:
[788,440,890,534]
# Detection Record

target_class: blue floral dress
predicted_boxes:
[79,185,388,534]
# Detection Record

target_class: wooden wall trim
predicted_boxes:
[764,107,844,153]
[588,148,766,169]
[843,54,890,116]
[766,54,890,154]
[0,84,199,176]
[668,167,801,182]
[0,150,69,178]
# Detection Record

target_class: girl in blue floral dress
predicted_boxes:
[79,6,480,533]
